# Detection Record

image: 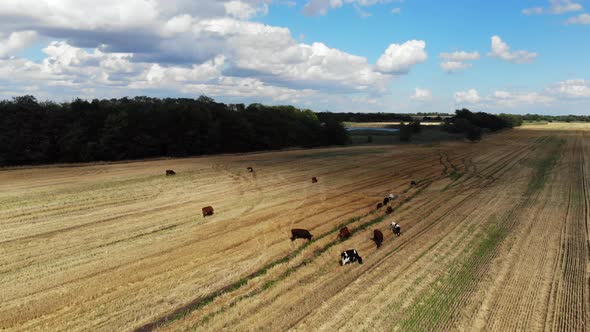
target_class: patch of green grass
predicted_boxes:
[448,171,462,181]
[397,220,507,331]
[526,136,564,194]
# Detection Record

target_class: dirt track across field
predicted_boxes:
[0,124,588,331]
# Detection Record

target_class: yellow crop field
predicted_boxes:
[1,123,588,331]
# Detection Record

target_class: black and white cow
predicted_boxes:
[340,249,363,265]
[390,222,401,236]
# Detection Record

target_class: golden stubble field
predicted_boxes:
[1,123,589,331]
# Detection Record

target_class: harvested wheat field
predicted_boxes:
[1,123,589,331]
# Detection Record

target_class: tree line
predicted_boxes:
[317,112,414,123]
[0,96,349,166]
[442,109,519,141]
[521,114,590,122]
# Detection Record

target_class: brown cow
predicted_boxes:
[376,202,383,209]
[372,229,384,248]
[410,180,417,187]
[339,227,351,240]
[291,229,313,241]
[386,206,393,214]
[202,206,214,217]
[312,177,318,183]
[165,169,176,176]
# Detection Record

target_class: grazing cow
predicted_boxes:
[383,197,390,205]
[202,206,214,217]
[376,202,383,209]
[165,169,176,176]
[390,222,401,236]
[410,180,417,187]
[340,249,363,265]
[386,206,393,214]
[388,193,396,200]
[291,229,313,241]
[372,229,384,248]
[247,167,254,173]
[312,177,318,183]
[339,227,351,240]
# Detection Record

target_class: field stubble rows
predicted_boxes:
[0,125,588,331]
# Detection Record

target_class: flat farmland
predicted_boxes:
[1,124,589,331]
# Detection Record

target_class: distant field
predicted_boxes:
[1,125,589,331]
[344,121,443,127]
[349,124,463,145]
[523,121,590,130]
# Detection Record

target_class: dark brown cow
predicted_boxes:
[383,197,390,205]
[312,177,318,183]
[372,229,384,248]
[376,202,383,209]
[291,229,313,241]
[386,206,393,214]
[202,206,214,217]
[247,167,254,173]
[339,227,351,240]
[410,180,417,187]
[165,169,176,176]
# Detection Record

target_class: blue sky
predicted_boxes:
[0,0,589,114]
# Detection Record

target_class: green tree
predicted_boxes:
[399,123,413,142]
[466,125,482,142]
[409,120,422,133]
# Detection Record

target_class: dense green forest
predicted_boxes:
[0,96,348,166]
[2,94,578,167]
[521,114,590,122]
[441,109,518,141]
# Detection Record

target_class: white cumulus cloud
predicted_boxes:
[410,88,432,101]
[455,89,481,104]
[549,0,583,14]
[0,0,416,103]
[553,79,590,97]
[439,51,479,73]
[439,51,480,61]
[492,90,554,106]
[523,0,583,15]
[522,7,544,15]
[488,35,538,63]
[303,0,394,16]
[224,0,268,20]
[565,13,590,24]
[440,61,472,73]
[376,40,428,74]
[0,30,37,58]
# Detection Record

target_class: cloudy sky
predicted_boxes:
[0,0,589,114]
